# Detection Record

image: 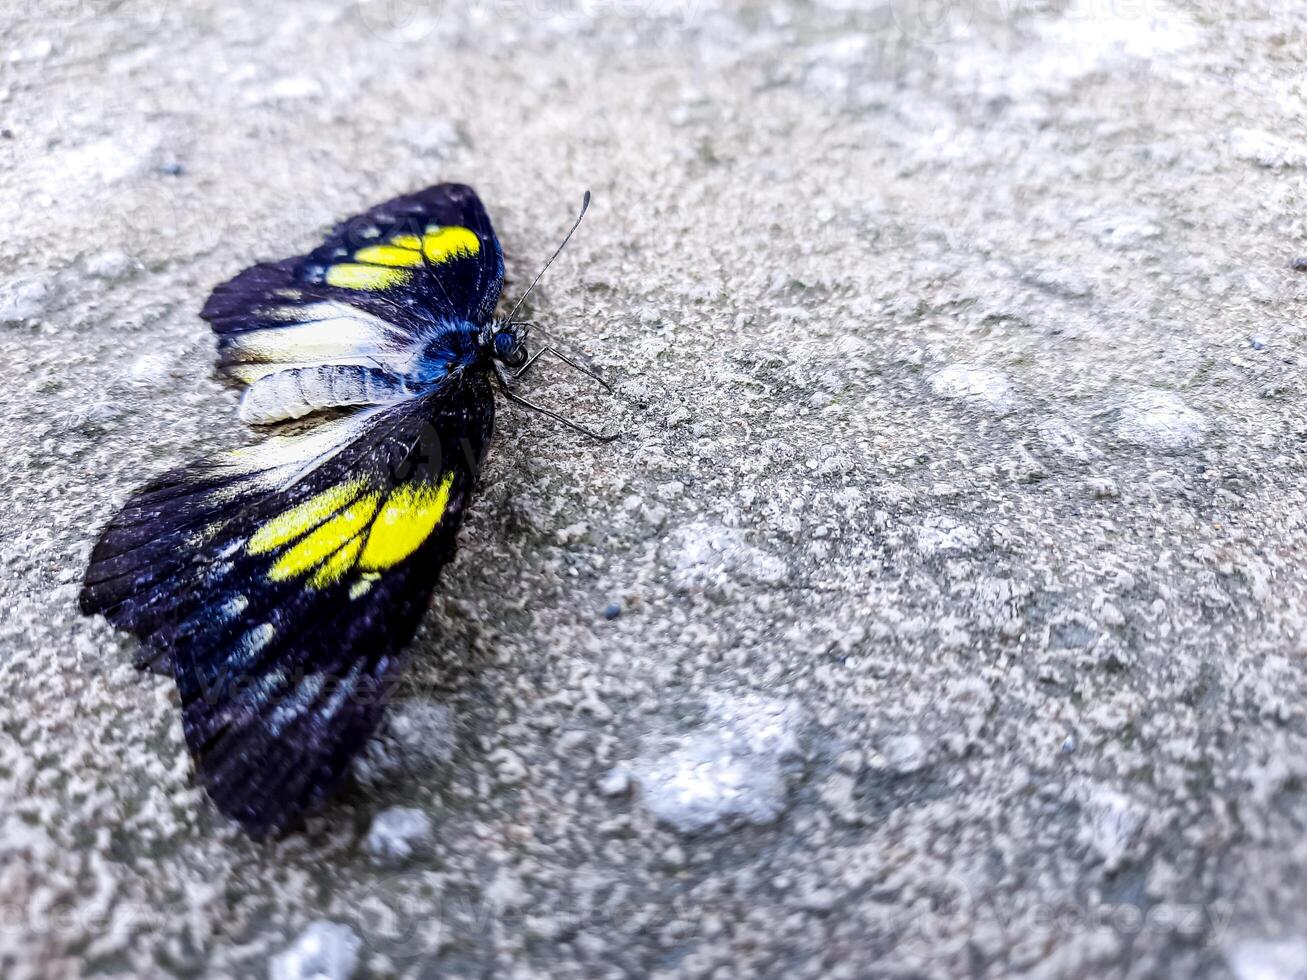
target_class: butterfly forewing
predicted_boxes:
[202,183,505,391]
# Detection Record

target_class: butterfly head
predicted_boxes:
[485,319,529,369]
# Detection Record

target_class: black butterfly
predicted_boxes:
[80,184,612,836]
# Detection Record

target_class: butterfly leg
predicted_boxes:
[495,367,618,442]
[514,346,612,393]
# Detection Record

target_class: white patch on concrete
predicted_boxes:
[629,696,802,834]
[0,279,50,323]
[597,767,632,797]
[84,249,134,280]
[1038,0,1200,66]
[270,920,361,980]
[953,0,1200,100]
[364,806,434,866]
[1082,787,1146,871]
[928,365,1017,414]
[1039,418,1098,463]
[707,694,802,759]
[248,75,324,104]
[130,353,172,384]
[1230,128,1307,170]
[1117,390,1208,451]
[53,134,159,187]
[879,733,929,775]
[7,36,53,63]
[804,35,873,98]
[663,522,788,595]
[1225,938,1307,980]
[1085,210,1163,250]
[914,516,981,557]
[390,118,462,158]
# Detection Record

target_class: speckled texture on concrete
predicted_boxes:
[2,1,1306,977]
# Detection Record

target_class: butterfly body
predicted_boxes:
[234,317,525,425]
[80,184,559,837]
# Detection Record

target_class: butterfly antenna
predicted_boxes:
[506,190,590,324]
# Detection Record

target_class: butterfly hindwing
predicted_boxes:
[80,373,495,835]
[202,183,504,388]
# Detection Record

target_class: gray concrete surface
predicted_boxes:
[1,0,1306,976]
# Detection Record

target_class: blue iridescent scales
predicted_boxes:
[79,184,513,836]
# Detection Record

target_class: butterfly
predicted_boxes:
[79,183,613,837]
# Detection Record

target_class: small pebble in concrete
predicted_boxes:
[878,733,929,775]
[270,921,361,980]
[0,279,49,323]
[1083,787,1146,871]
[1224,938,1307,980]
[928,364,1018,415]
[363,806,434,866]
[1230,127,1307,169]
[597,767,632,797]
[1116,390,1208,451]
[84,249,133,280]
[626,696,802,834]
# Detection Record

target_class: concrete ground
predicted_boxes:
[1,0,1306,976]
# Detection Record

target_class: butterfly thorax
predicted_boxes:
[412,317,527,381]
[409,319,484,384]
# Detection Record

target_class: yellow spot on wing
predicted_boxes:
[376,228,479,264]
[349,573,380,600]
[354,244,422,268]
[325,264,411,290]
[269,495,381,582]
[359,473,455,570]
[309,537,363,589]
[248,480,368,555]
[420,226,480,263]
